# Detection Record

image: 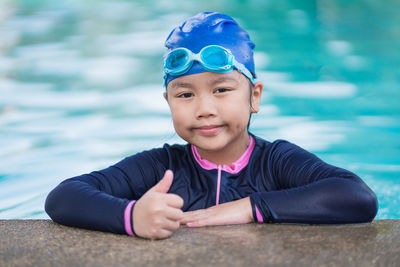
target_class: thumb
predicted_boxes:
[149,170,174,194]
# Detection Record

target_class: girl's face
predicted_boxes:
[165,70,263,164]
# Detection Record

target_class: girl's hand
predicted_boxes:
[180,197,254,227]
[132,170,184,239]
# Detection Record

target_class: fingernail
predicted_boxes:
[186,222,193,227]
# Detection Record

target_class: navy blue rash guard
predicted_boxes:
[45,134,378,235]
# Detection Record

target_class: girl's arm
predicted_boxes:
[180,196,253,227]
[45,148,182,237]
[45,166,137,234]
[248,140,378,224]
[181,140,377,226]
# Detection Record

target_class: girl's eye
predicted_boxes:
[177,92,193,98]
[215,88,230,93]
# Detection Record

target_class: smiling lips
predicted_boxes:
[194,125,223,135]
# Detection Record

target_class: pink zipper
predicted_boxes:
[216,165,222,205]
[191,135,256,206]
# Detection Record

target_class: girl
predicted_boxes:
[45,12,378,239]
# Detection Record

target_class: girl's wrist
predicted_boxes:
[244,197,254,222]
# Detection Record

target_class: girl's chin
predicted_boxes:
[192,139,228,153]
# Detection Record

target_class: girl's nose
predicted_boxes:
[195,96,217,119]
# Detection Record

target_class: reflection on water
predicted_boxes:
[0,0,399,219]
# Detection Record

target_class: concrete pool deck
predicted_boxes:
[0,220,399,266]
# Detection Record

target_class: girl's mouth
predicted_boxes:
[194,125,223,135]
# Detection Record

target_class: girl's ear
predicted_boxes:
[250,81,263,113]
[163,92,168,102]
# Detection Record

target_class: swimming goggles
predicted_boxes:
[163,45,255,84]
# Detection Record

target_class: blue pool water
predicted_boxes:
[0,0,399,219]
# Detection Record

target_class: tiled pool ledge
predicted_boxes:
[1,220,399,266]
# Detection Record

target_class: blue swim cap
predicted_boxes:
[164,12,256,86]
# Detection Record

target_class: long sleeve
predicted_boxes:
[249,140,378,224]
[45,147,169,234]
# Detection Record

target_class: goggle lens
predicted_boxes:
[201,46,230,68]
[166,49,189,69]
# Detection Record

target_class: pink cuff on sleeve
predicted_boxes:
[124,200,136,236]
[255,204,264,223]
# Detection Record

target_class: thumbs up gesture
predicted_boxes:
[132,170,184,239]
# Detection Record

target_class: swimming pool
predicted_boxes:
[0,0,399,219]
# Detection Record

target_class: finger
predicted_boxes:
[186,221,207,227]
[186,217,225,228]
[153,229,174,240]
[180,217,196,225]
[186,215,247,228]
[180,212,199,224]
[165,194,184,209]
[164,206,184,221]
[149,170,174,194]
[180,210,209,224]
[162,219,181,232]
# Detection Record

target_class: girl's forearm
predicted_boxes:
[180,197,253,227]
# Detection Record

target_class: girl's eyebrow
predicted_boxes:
[208,77,239,86]
[169,76,238,90]
[169,82,194,90]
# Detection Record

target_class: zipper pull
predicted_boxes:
[216,165,222,205]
